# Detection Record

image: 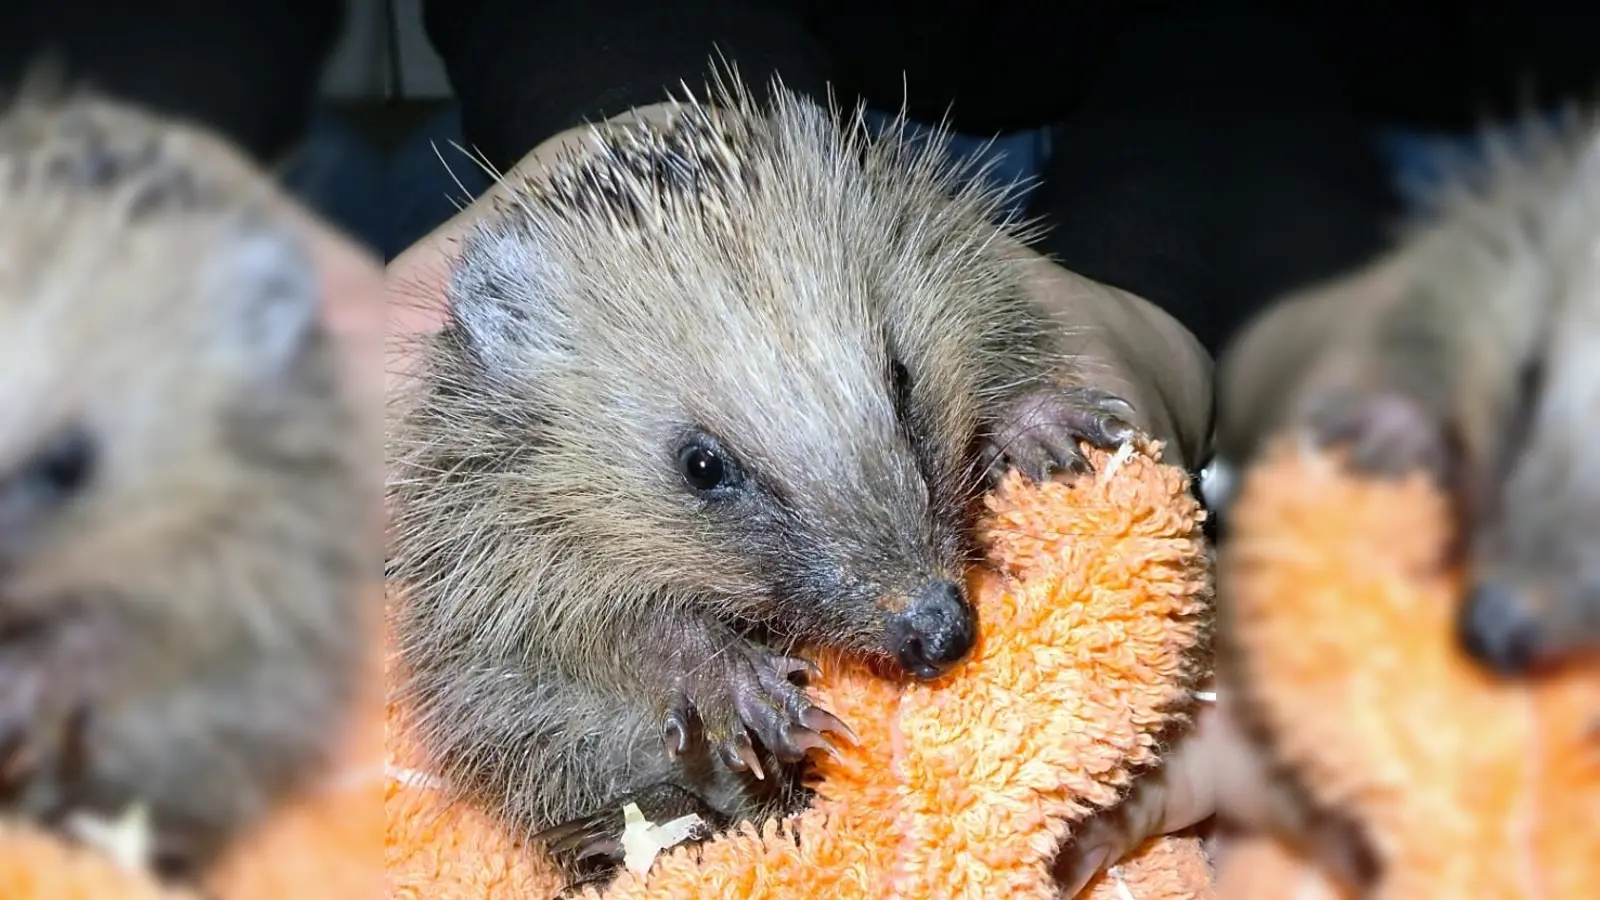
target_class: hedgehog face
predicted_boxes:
[0,96,326,604]
[428,88,1044,668]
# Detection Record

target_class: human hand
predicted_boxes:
[292,205,385,405]
[1052,678,1296,896]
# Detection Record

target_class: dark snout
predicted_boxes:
[1457,580,1548,675]
[886,579,977,679]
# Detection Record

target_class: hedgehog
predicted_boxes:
[1214,110,1600,677]
[0,83,375,881]
[385,77,1158,887]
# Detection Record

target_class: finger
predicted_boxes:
[314,234,385,434]
[301,218,384,356]
[1002,242,1213,469]
[1056,778,1175,898]
[276,212,387,534]
[1056,836,1118,898]
[1203,685,1301,834]
[1054,679,1232,896]
[1054,749,1205,898]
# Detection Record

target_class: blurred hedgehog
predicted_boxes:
[1216,111,1600,676]
[0,83,374,881]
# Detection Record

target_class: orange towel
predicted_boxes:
[1216,441,1600,900]
[385,441,1217,899]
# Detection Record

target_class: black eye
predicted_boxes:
[890,359,912,410]
[0,426,97,534]
[30,428,96,498]
[678,441,731,493]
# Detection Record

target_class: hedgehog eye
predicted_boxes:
[21,426,95,499]
[891,360,912,406]
[0,425,98,534]
[677,438,737,494]
[887,357,916,426]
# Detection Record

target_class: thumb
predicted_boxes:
[1054,687,1224,896]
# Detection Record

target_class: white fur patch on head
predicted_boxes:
[447,217,574,382]
[203,221,320,381]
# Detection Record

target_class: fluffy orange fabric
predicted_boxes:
[1215,441,1600,900]
[0,588,387,900]
[386,441,1217,899]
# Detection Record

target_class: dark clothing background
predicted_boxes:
[423,0,1599,167]
[4,0,1597,354]
[0,0,344,166]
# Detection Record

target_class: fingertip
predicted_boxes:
[1055,842,1115,899]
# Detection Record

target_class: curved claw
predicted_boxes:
[1095,394,1138,422]
[533,815,605,848]
[661,693,695,758]
[531,816,582,842]
[800,707,857,746]
[718,734,766,781]
[663,643,836,783]
[0,731,33,795]
[776,724,839,763]
[662,718,689,757]
[536,814,625,863]
[770,655,820,683]
[574,837,624,864]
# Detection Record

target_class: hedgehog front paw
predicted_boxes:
[981,386,1138,486]
[1300,387,1453,483]
[0,621,101,828]
[659,643,852,778]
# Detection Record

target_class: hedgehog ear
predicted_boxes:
[445,220,571,379]
[208,221,322,381]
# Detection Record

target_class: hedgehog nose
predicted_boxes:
[1458,580,1546,675]
[887,579,976,679]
